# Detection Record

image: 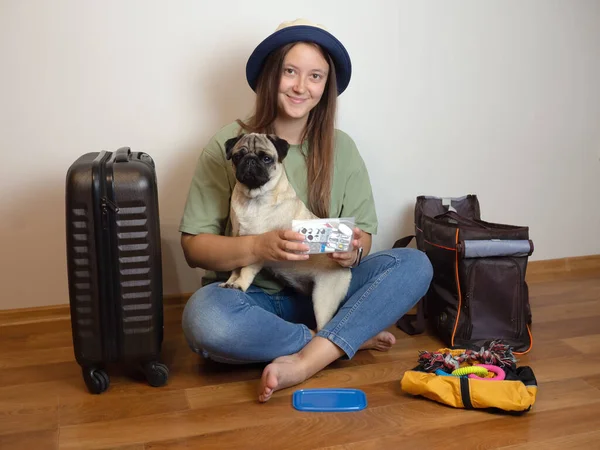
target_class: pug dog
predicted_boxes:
[219,132,352,330]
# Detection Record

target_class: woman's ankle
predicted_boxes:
[296,336,345,376]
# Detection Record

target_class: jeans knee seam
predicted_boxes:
[303,325,313,346]
[206,353,256,364]
[360,251,400,266]
[234,288,248,306]
[273,296,284,317]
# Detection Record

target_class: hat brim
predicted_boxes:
[246,25,352,96]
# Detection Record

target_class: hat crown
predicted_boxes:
[275,18,328,32]
[246,18,351,95]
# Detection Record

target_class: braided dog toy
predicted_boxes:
[417,340,517,373]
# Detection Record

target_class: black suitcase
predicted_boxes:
[65,147,168,394]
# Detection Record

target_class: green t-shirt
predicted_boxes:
[179,121,378,293]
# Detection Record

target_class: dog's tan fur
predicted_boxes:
[220,133,351,330]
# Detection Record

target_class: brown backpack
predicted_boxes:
[394,195,534,354]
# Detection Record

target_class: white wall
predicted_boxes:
[1,1,599,309]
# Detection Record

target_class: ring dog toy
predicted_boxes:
[451,366,488,377]
[467,364,506,381]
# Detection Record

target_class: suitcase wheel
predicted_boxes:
[142,361,169,387]
[82,366,110,394]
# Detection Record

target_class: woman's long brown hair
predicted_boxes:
[237,42,338,218]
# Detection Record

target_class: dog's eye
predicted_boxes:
[262,155,273,164]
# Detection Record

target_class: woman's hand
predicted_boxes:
[253,230,310,262]
[328,227,366,268]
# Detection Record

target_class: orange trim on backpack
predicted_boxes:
[451,228,462,347]
[424,239,456,252]
[514,324,533,355]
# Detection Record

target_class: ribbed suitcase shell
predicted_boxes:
[65,147,167,393]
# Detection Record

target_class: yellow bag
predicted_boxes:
[401,343,537,413]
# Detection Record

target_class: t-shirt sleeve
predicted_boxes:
[179,139,233,236]
[337,134,379,235]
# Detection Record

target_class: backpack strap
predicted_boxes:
[393,234,427,336]
[393,235,415,248]
[435,211,490,229]
[396,298,426,335]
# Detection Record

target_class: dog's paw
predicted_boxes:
[219,281,244,290]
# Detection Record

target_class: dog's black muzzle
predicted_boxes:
[236,155,270,190]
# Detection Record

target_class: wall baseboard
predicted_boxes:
[2,255,599,327]
[0,293,188,327]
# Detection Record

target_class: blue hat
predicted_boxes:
[246,19,352,95]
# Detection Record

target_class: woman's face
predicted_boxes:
[277,43,329,122]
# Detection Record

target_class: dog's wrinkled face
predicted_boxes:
[225,133,290,190]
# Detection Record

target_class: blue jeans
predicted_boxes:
[181,248,433,364]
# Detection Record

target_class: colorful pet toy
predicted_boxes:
[434,364,506,381]
[467,364,505,381]
[417,340,517,373]
[452,366,488,377]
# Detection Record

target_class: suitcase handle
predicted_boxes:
[115,147,131,162]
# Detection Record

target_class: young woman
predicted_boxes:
[179,19,433,402]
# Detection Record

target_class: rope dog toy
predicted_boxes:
[417,340,517,372]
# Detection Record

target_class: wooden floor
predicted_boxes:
[1,273,600,449]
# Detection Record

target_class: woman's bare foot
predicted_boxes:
[258,354,308,403]
[359,331,396,351]
[257,332,396,403]
[258,336,345,403]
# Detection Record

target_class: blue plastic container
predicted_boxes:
[292,388,367,412]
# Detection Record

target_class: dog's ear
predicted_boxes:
[225,135,244,160]
[267,135,290,162]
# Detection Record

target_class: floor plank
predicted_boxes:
[0,430,58,450]
[529,316,600,341]
[0,360,81,388]
[562,334,600,354]
[533,300,600,323]
[499,430,600,449]
[582,373,600,390]
[524,354,600,383]
[527,277,600,305]
[59,386,190,426]
[0,345,75,369]
[0,382,58,436]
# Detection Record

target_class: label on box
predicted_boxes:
[291,217,355,254]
